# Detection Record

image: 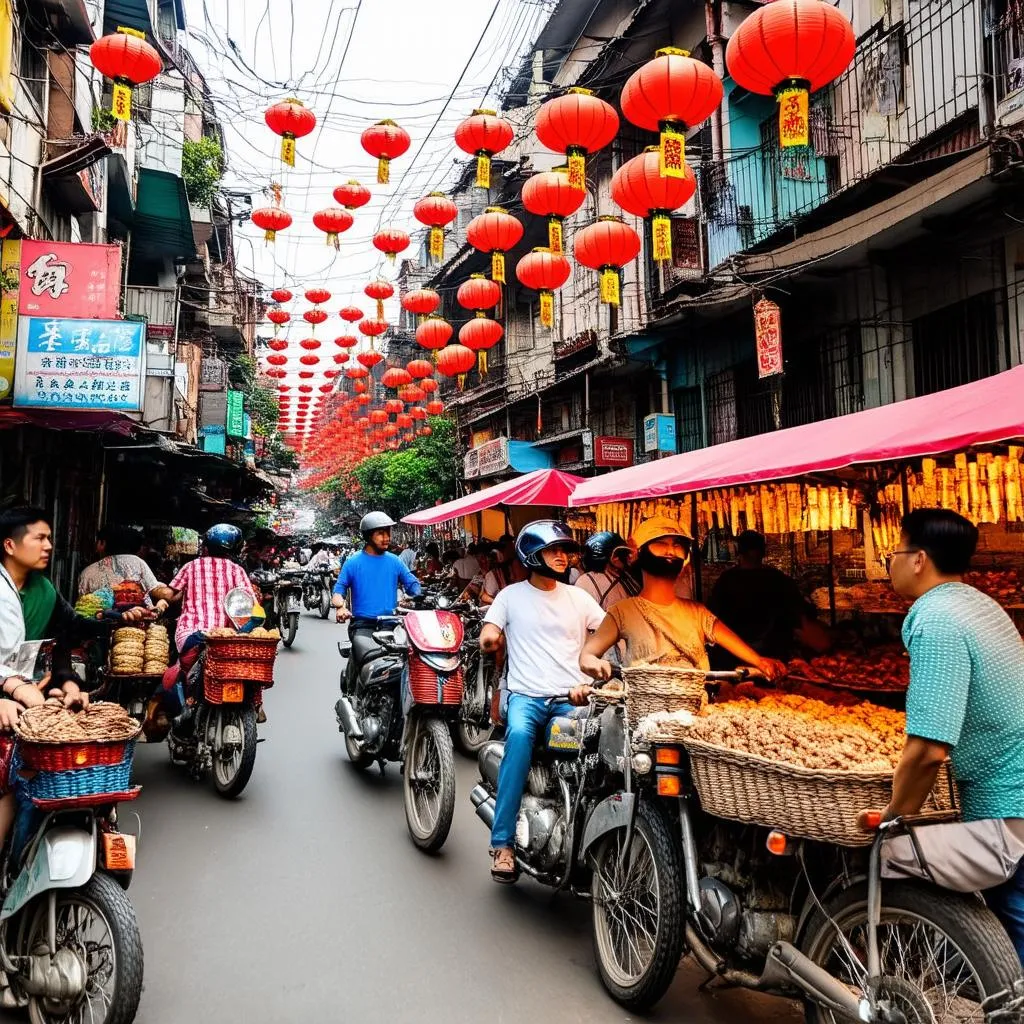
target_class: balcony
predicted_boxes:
[125,285,176,326]
[992,8,1024,125]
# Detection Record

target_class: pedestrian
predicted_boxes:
[453,544,481,590]
[479,521,605,883]
[78,524,174,612]
[399,539,418,571]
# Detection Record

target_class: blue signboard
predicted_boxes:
[643,413,677,454]
[14,317,146,411]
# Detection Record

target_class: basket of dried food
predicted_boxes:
[15,702,142,800]
[637,693,957,847]
[622,663,708,721]
[108,624,171,678]
[203,627,280,688]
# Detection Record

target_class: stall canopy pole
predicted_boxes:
[690,495,702,602]
[826,529,837,628]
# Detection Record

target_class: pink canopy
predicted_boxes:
[403,469,584,526]
[571,366,1024,507]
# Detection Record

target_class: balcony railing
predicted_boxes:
[124,285,176,326]
[992,7,1024,121]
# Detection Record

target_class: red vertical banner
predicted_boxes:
[754,298,783,378]
[19,241,122,319]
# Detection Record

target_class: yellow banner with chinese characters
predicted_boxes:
[429,226,444,263]
[777,87,809,148]
[539,291,554,328]
[549,219,563,254]
[492,251,505,284]
[111,81,132,122]
[567,151,586,191]
[659,128,686,178]
[0,238,19,401]
[652,214,672,262]
[599,268,620,306]
[281,136,296,167]
[475,153,491,189]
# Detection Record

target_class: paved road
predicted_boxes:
[5,613,802,1023]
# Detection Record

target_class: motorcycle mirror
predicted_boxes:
[224,587,257,631]
[392,624,408,647]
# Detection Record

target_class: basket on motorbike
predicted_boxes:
[679,738,958,847]
[622,664,708,722]
[203,634,278,700]
[15,704,142,802]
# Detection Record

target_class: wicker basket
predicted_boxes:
[203,635,280,660]
[623,664,708,721]
[18,740,138,802]
[18,737,132,772]
[204,634,277,689]
[681,737,958,847]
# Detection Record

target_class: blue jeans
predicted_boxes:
[986,860,1024,966]
[491,693,574,849]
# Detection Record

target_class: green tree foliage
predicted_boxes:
[350,417,457,520]
[182,136,224,208]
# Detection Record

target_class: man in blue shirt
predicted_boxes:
[332,510,421,628]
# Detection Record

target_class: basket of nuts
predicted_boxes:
[108,624,171,678]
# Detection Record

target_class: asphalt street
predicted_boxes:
[4,613,802,1023]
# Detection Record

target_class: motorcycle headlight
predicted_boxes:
[631,752,653,775]
[436,595,451,609]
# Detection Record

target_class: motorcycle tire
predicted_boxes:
[283,612,299,648]
[591,799,685,1013]
[319,588,331,619]
[799,880,1022,1024]
[403,717,456,854]
[211,705,258,799]
[25,872,143,1024]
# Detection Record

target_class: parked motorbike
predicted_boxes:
[453,604,497,756]
[0,782,142,1021]
[335,597,462,852]
[167,589,272,799]
[302,567,334,620]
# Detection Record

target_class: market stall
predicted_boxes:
[402,468,583,540]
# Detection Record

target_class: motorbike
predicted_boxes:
[335,597,462,853]
[167,589,271,799]
[252,567,303,648]
[0,781,142,1021]
[302,566,334,620]
[453,604,497,757]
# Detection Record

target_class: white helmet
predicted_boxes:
[359,511,396,539]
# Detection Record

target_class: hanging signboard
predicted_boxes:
[18,240,122,320]
[464,447,479,480]
[754,298,784,378]
[226,388,245,438]
[0,238,19,400]
[477,437,510,477]
[643,414,677,454]
[594,435,634,467]
[14,317,145,411]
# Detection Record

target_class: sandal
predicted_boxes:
[491,847,518,884]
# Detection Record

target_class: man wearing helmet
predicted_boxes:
[479,520,606,883]
[332,513,421,683]
[575,531,639,611]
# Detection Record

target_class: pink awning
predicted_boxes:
[403,469,585,526]
[571,366,1024,507]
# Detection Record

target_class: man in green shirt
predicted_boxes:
[882,508,1024,961]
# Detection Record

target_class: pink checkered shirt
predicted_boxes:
[170,557,254,650]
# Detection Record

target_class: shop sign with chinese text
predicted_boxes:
[477,437,510,477]
[14,317,146,411]
[463,448,479,479]
[226,388,245,438]
[754,298,784,378]
[18,241,122,320]
[594,435,634,467]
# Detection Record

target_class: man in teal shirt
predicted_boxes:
[884,508,1024,961]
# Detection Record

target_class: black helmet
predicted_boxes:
[359,511,396,540]
[515,520,579,582]
[582,531,628,573]
[204,523,243,558]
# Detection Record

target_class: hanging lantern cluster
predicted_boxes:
[90,28,162,122]
[454,109,514,189]
[265,98,317,167]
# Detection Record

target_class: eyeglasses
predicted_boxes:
[885,548,920,572]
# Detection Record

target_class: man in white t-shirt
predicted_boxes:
[453,545,481,589]
[480,521,605,883]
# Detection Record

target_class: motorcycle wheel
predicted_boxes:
[283,612,299,648]
[24,873,143,1024]
[800,880,1022,1024]
[319,588,331,619]
[455,657,494,757]
[591,800,685,1013]
[403,717,456,854]
[211,705,258,799]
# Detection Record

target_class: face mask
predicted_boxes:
[637,547,685,580]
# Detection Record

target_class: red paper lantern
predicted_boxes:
[515,247,571,329]
[265,98,317,166]
[346,366,370,379]
[385,399,404,414]
[726,0,854,150]
[90,30,161,122]
[298,385,314,393]
[436,344,476,383]
[382,367,413,389]
[358,318,388,338]
[418,426,433,437]
[521,167,586,254]
[427,399,444,416]
[573,216,641,307]
[399,384,425,404]
[620,48,723,176]
[457,274,501,314]
[373,228,410,263]
[416,316,452,352]
[312,208,353,249]
[299,354,320,366]
[406,359,433,380]
[324,369,340,379]
[339,306,363,323]
[334,335,358,349]
[358,350,384,369]
[267,369,287,379]
[369,410,389,425]
[364,279,394,320]
[268,338,288,351]
[410,406,426,421]
[334,180,371,209]
[298,371,315,379]
[361,119,410,184]
[610,148,696,262]
[251,206,292,243]
[356,391,370,402]
[299,338,321,351]
[401,289,440,320]
[454,108,514,190]
[334,353,351,364]
[267,308,290,326]
[270,288,292,303]
[305,288,331,305]
[459,317,503,374]
[384,424,399,439]
[420,378,438,394]
[396,413,413,430]
[266,354,287,366]
[413,193,458,265]
[319,384,334,393]
[304,309,328,327]
[535,88,618,191]
[465,207,523,284]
